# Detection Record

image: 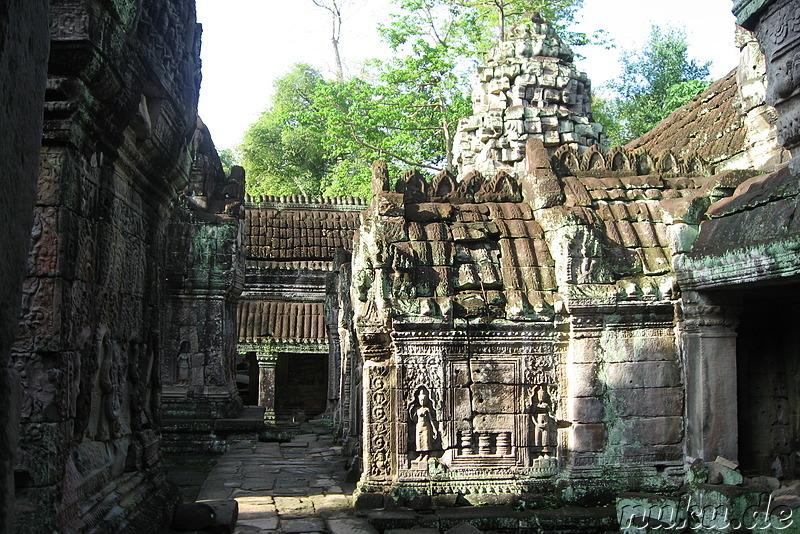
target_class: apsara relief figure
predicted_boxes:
[411,386,440,460]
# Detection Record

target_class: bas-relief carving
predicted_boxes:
[11,0,204,527]
[530,386,555,457]
[365,364,393,480]
[755,0,800,153]
[176,341,191,384]
[410,386,441,461]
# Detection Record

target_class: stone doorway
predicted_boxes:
[236,351,260,406]
[275,352,328,421]
[736,287,800,478]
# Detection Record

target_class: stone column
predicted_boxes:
[681,291,740,462]
[327,324,341,416]
[564,311,607,463]
[358,331,395,497]
[256,345,278,426]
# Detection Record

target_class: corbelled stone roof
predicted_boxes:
[243,196,364,262]
[238,300,326,343]
[625,71,746,171]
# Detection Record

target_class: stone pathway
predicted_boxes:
[193,422,617,534]
[195,423,377,534]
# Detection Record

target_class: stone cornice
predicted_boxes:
[675,235,800,289]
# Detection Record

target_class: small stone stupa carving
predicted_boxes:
[454,12,606,177]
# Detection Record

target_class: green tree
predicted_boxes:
[374,0,482,171]
[218,148,237,176]
[452,0,593,47]
[240,64,332,197]
[597,25,711,146]
[241,1,592,198]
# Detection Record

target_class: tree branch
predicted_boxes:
[346,124,441,171]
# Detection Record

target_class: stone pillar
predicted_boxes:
[681,291,741,462]
[327,324,341,416]
[564,312,607,463]
[256,346,278,426]
[358,332,395,496]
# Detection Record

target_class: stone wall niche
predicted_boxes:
[736,288,800,478]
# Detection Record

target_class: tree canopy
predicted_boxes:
[593,25,711,147]
[238,0,611,198]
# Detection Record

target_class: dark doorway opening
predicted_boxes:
[737,287,800,478]
[236,351,259,406]
[275,352,328,421]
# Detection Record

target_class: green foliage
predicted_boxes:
[240,65,332,197]
[241,0,589,198]
[596,25,711,146]
[452,0,599,49]
[218,148,237,176]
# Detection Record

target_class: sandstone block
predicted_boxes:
[568,396,605,423]
[609,387,683,417]
[707,461,744,485]
[571,423,606,452]
[566,363,603,396]
[603,361,681,389]
[625,416,683,446]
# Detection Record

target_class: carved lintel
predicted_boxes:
[680,291,741,333]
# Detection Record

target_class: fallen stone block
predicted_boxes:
[200,499,238,534]
[707,460,744,486]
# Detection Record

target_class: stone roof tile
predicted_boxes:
[625,70,745,169]
[237,300,326,342]
[244,205,361,261]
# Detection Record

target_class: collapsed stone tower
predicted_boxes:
[454,13,606,177]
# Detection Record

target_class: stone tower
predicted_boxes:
[454,12,606,177]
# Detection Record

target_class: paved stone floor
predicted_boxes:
[195,423,378,534]
[193,422,617,534]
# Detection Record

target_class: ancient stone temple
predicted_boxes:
[4,0,800,531]
[345,10,800,512]
[454,13,606,177]
[237,196,365,424]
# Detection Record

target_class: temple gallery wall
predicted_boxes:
[2,0,800,531]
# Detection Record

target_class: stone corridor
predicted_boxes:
[175,422,618,534]
[191,423,370,534]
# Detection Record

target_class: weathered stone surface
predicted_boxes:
[454,14,605,178]
[0,2,49,529]
[11,0,204,530]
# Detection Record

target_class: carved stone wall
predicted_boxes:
[0,1,50,530]
[11,0,202,531]
[668,0,800,473]
[748,0,800,169]
[160,119,245,453]
[349,145,733,503]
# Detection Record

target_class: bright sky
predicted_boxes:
[196,0,740,151]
